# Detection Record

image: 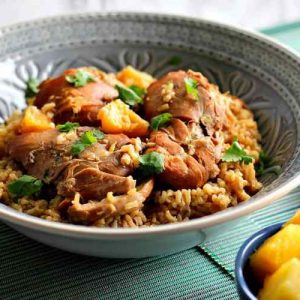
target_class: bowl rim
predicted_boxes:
[235,223,283,300]
[0,12,300,238]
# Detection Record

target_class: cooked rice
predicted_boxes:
[0,80,262,228]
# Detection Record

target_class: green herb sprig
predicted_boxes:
[57,122,80,132]
[91,129,105,140]
[255,151,282,176]
[222,138,254,165]
[8,175,43,198]
[184,77,199,101]
[116,85,143,106]
[25,78,40,98]
[138,152,165,177]
[129,85,145,98]
[71,129,104,155]
[65,69,96,87]
[150,113,172,130]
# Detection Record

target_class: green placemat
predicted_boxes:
[201,187,300,275]
[261,21,300,51]
[0,224,236,300]
[1,22,300,300]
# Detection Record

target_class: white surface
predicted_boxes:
[0,0,300,29]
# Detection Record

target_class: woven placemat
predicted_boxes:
[1,23,300,300]
[201,187,300,275]
[0,223,237,300]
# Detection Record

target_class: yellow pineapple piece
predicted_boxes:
[284,209,300,226]
[250,224,300,281]
[116,66,154,89]
[20,106,54,133]
[98,99,149,137]
[258,258,300,300]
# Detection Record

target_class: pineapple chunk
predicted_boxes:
[116,66,154,89]
[284,209,300,226]
[98,99,149,137]
[20,106,54,133]
[250,224,300,281]
[258,258,300,300]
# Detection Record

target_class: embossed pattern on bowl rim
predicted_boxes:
[0,12,299,237]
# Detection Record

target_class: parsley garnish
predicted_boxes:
[65,69,96,87]
[138,152,165,177]
[71,143,87,156]
[184,77,199,101]
[116,85,143,106]
[222,138,254,165]
[8,175,43,198]
[150,113,172,130]
[167,56,182,66]
[71,129,104,155]
[129,85,146,98]
[57,122,79,132]
[25,78,40,98]
[255,151,281,176]
[91,129,105,140]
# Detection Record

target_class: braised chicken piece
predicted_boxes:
[34,68,118,125]
[104,134,131,149]
[8,128,140,199]
[68,178,154,224]
[142,70,227,189]
[1,66,263,227]
[147,118,222,189]
[144,70,226,135]
[57,160,135,200]
[8,129,65,182]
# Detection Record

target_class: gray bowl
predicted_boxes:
[0,13,299,258]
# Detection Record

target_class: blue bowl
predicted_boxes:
[235,223,283,300]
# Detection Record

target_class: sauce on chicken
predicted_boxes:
[3,66,262,225]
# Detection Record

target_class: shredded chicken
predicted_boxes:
[5,67,244,224]
[146,118,222,189]
[144,70,226,135]
[34,67,118,125]
[67,178,154,223]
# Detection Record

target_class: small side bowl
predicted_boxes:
[235,223,283,300]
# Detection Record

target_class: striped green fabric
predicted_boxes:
[201,187,300,275]
[262,21,300,51]
[0,223,237,300]
[1,24,300,300]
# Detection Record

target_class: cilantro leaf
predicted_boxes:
[222,138,254,165]
[71,130,104,156]
[129,85,145,98]
[71,142,87,156]
[138,152,165,177]
[255,151,282,176]
[116,85,143,106]
[25,78,40,98]
[65,69,96,87]
[150,113,172,130]
[8,175,43,198]
[184,77,199,101]
[57,122,79,132]
[167,56,182,66]
[80,131,97,144]
[92,129,105,140]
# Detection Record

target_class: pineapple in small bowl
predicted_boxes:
[235,210,300,300]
